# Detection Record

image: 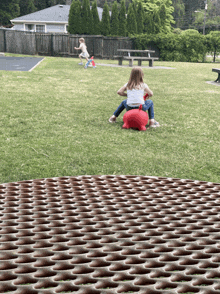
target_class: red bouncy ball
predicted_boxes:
[122,105,149,131]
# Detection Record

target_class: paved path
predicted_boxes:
[0,56,44,72]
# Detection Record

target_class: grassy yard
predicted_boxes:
[0,54,220,184]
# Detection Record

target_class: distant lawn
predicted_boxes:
[0,54,220,184]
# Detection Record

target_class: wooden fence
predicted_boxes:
[0,29,138,58]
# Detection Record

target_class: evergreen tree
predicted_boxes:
[0,0,20,26]
[127,3,137,35]
[118,0,126,36]
[81,0,91,34]
[91,1,100,35]
[100,2,110,36]
[110,1,119,36]
[136,1,144,34]
[87,5,93,34]
[68,0,82,34]
[19,0,36,16]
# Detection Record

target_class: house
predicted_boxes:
[10,4,104,33]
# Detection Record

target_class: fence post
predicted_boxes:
[4,30,7,52]
[51,33,54,56]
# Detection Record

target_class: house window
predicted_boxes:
[36,25,45,33]
[26,24,34,31]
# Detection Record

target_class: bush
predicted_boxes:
[134,29,208,62]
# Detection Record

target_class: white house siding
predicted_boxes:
[46,24,67,33]
[13,24,25,30]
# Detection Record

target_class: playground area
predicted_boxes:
[0,54,220,294]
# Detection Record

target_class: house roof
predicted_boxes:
[11,4,103,23]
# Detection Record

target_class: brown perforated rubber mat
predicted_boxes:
[1,175,220,294]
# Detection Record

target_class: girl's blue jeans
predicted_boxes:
[113,99,154,119]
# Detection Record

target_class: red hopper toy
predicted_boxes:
[122,93,149,131]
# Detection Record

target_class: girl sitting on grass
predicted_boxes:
[109,67,160,128]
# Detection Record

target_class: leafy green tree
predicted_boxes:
[127,3,137,35]
[68,0,82,34]
[19,0,36,16]
[206,31,220,62]
[100,2,110,36]
[0,0,20,26]
[91,0,100,35]
[172,0,185,28]
[136,1,144,34]
[141,0,174,34]
[118,0,126,36]
[110,1,119,36]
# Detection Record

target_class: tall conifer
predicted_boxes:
[100,2,110,36]
[118,0,126,36]
[136,1,144,34]
[68,0,82,34]
[127,3,137,35]
[81,0,91,34]
[110,1,119,36]
[91,0,100,35]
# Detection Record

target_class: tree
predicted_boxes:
[172,0,185,28]
[91,0,100,35]
[19,0,36,16]
[127,3,137,35]
[141,0,175,34]
[68,0,82,34]
[0,0,20,26]
[110,1,119,36]
[100,2,110,36]
[118,0,126,36]
[81,0,91,34]
[136,1,144,34]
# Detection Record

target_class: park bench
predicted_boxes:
[212,68,220,83]
[114,49,158,67]
[0,52,5,56]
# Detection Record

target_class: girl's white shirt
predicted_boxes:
[79,43,88,54]
[125,82,148,106]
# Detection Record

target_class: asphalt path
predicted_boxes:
[0,56,44,72]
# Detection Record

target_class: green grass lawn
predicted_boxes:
[0,54,220,184]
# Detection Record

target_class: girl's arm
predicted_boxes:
[74,46,80,50]
[117,85,127,97]
[144,84,153,97]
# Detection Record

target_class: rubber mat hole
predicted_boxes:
[96,280,118,289]
[109,264,130,271]
[51,253,72,260]
[125,257,145,264]
[86,251,108,258]
[92,270,114,279]
[0,273,17,281]
[15,256,37,263]
[14,265,36,274]
[72,266,93,274]
[129,267,150,275]
[134,277,156,286]
[34,258,55,268]
[0,262,17,270]
[53,263,75,271]
[14,276,38,285]
[75,277,97,286]
[113,274,135,282]
[117,285,140,293]
[0,284,17,293]
[34,269,56,278]
[0,252,18,260]
[35,281,58,289]
[55,284,79,293]
[106,254,126,262]
[120,241,134,246]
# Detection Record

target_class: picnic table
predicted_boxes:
[114,49,159,67]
